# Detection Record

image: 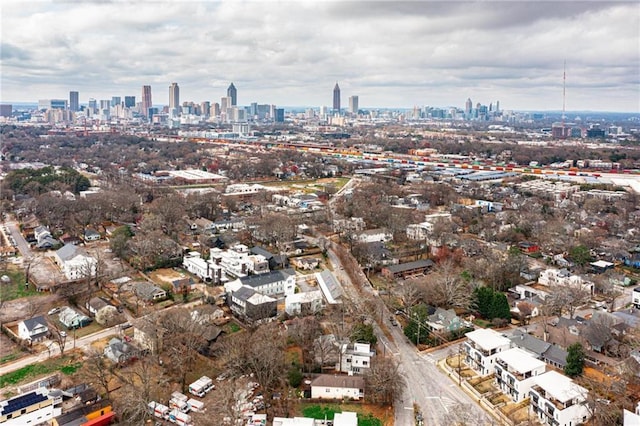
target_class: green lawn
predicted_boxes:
[302,404,382,426]
[0,269,42,301]
[0,356,82,388]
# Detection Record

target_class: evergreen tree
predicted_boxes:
[564,343,585,378]
[473,287,494,318]
[490,292,512,320]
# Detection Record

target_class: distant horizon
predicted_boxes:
[2,100,638,116]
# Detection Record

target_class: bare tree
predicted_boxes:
[516,301,534,325]
[80,349,115,399]
[419,259,473,310]
[286,316,322,372]
[312,335,339,370]
[365,357,405,406]
[113,357,168,423]
[547,281,591,319]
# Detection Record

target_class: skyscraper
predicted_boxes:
[333,83,341,112]
[124,96,136,108]
[111,96,121,107]
[141,85,152,117]
[465,98,473,117]
[348,95,359,114]
[227,83,237,106]
[169,83,180,110]
[69,91,79,112]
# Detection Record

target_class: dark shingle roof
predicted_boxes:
[22,315,47,332]
[239,269,294,288]
[311,374,364,389]
[385,259,435,274]
[509,329,551,356]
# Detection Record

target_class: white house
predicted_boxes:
[210,245,269,278]
[338,342,374,375]
[529,371,590,426]
[17,315,49,342]
[538,268,594,295]
[494,348,546,402]
[623,401,640,425]
[406,213,453,241]
[464,328,511,376]
[633,287,640,309]
[182,251,226,284]
[285,290,323,316]
[54,243,97,281]
[356,228,392,244]
[0,388,62,425]
[226,269,296,297]
[310,374,365,400]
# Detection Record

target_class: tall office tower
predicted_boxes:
[169,83,180,110]
[227,83,237,106]
[69,91,79,112]
[200,101,210,117]
[465,98,473,116]
[275,108,285,123]
[495,101,500,113]
[124,96,136,108]
[141,85,152,117]
[100,100,111,110]
[348,95,359,114]
[0,105,12,117]
[212,102,220,117]
[220,96,231,111]
[111,96,121,107]
[333,82,341,112]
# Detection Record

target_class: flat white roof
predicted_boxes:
[167,169,226,180]
[497,348,545,374]
[466,328,511,351]
[534,371,587,403]
[590,260,614,268]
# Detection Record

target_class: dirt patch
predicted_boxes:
[148,268,188,287]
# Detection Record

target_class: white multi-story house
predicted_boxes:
[538,268,594,295]
[464,329,511,376]
[632,287,640,309]
[54,243,97,281]
[356,228,392,244]
[285,290,323,316]
[0,388,62,425]
[624,401,640,425]
[406,213,452,241]
[17,315,49,342]
[338,342,375,375]
[494,348,546,402]
[529,371,590,426]
[210,244,269,278]
[225,269,296,298]
[182,251,226,284]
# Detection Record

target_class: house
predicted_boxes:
[34,225,58,249]
[83,229,101,242]
[315,270,342,305]
[494,348,546,402]
[633,287,640,309]
[18,315,49,342]
[310,374,365,400]
[210,245,269,278]
[229,285,277,320]
[518,241,540,253]
[623,402,640,425]
[464,328,511,376]
[291,257,320,271]
[85,297,112,317]
[332,217,365,234]
[509,329,568,369]
[338,342,374,375]
[182,251,226,284]
[285,290,323,316]
[381,259,435,280]
[134,282,167,301]
[529,371,590,426]
[426,308,470,333]
[193,217,214,233]
[54,244,98,281]
[104,337,145,365]
[356,228,392,244]
[58,307,92,329]
[132,317,162,354]
[0,388,62,425]
[538,268,594,295]
[232,268,297,297]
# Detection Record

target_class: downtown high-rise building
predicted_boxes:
[465,98,473,117]
[333,82,341,112]
[169,82,180,110]
[111,96,121,107]
[69,91,79,112]
[141,85,152,117]
[124,96,136,108]
[348,95,359,114]
[227,83,237,106]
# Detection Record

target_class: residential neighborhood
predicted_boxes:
[1,108,640,426]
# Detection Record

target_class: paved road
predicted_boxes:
[326,247,491,426]
[3,219,31,259]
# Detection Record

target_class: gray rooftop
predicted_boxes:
[239,269,294,288]
[385,259,435,274]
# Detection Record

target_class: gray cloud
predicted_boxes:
[0,1,638,111]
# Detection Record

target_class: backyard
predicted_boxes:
[300,403,391,426]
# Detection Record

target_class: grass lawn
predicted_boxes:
[472,319,493,328]
[0,354,83,388]
[0,353,20,365]
[224,322,242,334]
[0,268,43,301]
[301,403,384,426]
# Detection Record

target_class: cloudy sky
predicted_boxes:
[2,1,639,111]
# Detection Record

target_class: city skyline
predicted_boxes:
[2,2,639,112]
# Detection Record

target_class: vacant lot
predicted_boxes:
[300,402,392,426]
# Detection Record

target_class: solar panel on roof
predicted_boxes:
[0,392,48,415]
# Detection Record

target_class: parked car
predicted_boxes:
[48,307,60,315]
